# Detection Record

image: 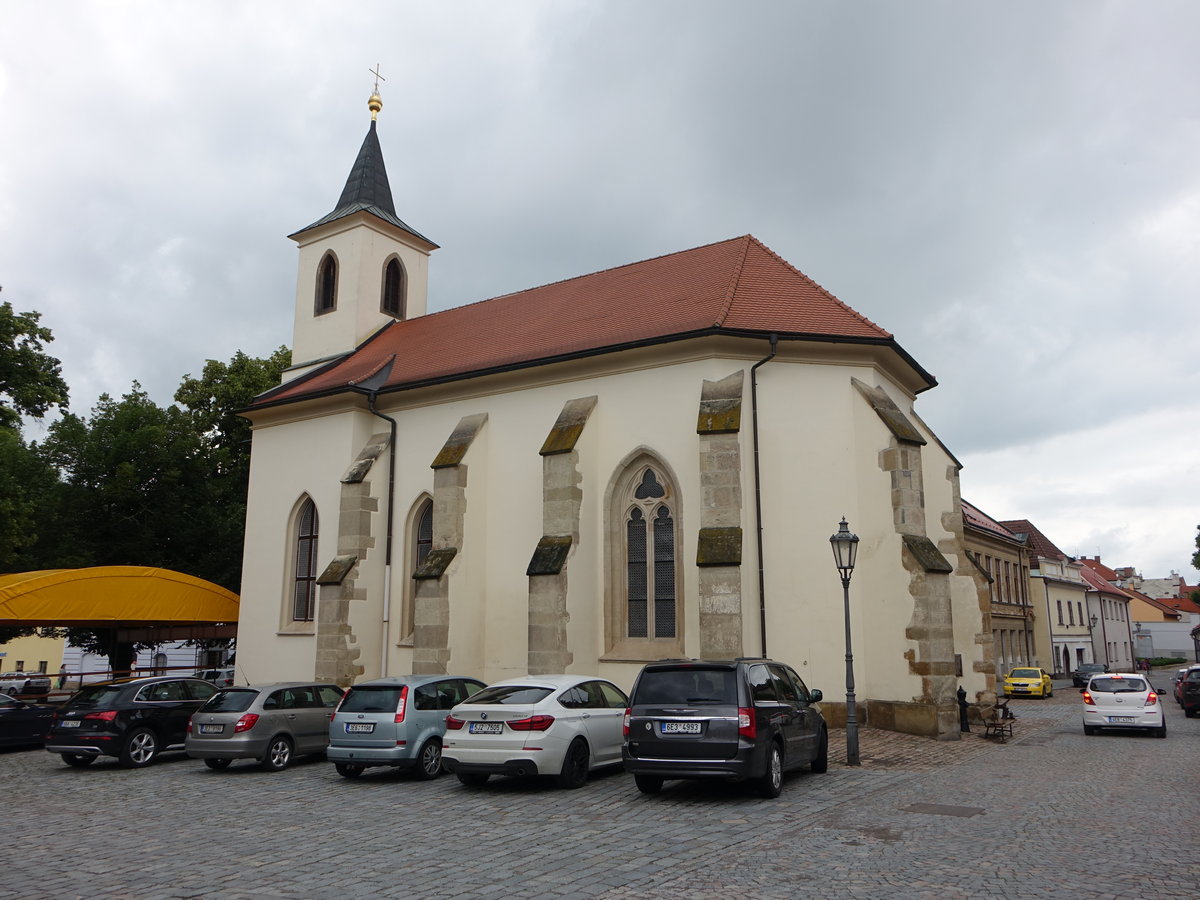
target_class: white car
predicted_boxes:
[442,674,628,789]
[1082,672,1166,738]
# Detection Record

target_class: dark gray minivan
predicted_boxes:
[328,675,486,779]
[622,658,828,798]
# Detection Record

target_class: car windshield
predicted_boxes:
[61,685,125,709]
[199,689,258,713]
[462,685,553,705]
[1010,669,1041,678]
[339,686,405,712]
[1090,677,1147,693]
[634,668,737,705]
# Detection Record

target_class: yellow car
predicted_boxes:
[1003,667,1053,699]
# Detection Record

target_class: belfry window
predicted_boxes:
[293,499,319,621]
[381,257,406,318]
[315,253,338,315]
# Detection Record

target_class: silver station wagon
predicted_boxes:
[328,675,486,779]
[185,682,344,771]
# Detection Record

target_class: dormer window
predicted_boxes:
[315,253,338,315]
[381,257,406,318]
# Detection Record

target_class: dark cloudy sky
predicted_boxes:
[2,2,1197,579]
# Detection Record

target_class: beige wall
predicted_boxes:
[0,633,65,674]
[239,339,987,721]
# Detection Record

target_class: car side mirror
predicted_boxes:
[809,689,823,703]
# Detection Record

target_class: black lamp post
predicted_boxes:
[830,518,860,766]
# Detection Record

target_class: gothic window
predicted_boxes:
[381,257,406,318]
[315,253,338,315]
[606,457,683,658]
[292,498,319,622]
[401,496,433,641]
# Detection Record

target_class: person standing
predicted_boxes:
[57,664,68,689]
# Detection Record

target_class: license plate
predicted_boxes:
[469,722,503,734]
[1108,716,1134,724]
[661,721,702,734]
[345,723,374,734]
[60,720,81,728]
[199,724,223,734]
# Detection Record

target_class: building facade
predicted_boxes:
[961,501,1034,679]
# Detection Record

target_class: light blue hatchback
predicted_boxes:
[328,675,486,779]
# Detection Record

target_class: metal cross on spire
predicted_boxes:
[368,64,385,121]
[370,64,386,93]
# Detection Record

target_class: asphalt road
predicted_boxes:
[3,683,1197,899]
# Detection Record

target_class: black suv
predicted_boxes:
[622,658,827,798]
[1071,662,1108,687]
[46,676,218,768]
[1180,666,1200,718]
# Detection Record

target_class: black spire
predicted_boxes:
[290,120,435,246]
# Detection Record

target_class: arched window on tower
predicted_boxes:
[381,257,406,319]
[315,253,338,315]
[292,498,319,621]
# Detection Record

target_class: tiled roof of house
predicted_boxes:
[255,235,928,408]
[1079,564,1131,598]
[961,500,1021,543]
[997,519,1069,563]
[1124,586,1183,620]
[1078,556,1121,581]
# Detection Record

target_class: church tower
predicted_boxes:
[287,84,438,375]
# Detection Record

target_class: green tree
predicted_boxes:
[0,428,62,573]
[0,292,69,428]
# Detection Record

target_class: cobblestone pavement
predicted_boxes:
[4,679,1197,899]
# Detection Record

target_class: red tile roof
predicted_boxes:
[1078,556,1121,581]
[1078,564,1130,598]
[961,500,1021,543]
[256,235,924,408]
[997,519,1069,563]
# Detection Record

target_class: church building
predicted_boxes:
[236,90,991,738]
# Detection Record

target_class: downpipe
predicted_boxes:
[750,334,778,658]
[368,391,398,679]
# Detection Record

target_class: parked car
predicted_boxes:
[1002,667,1053,699]
[328,675,486,779]
[196,668,236,688]
[1081,673,1165,737]
[443,675,628,789]
[1178,666,1200,718]
[1171,667,1191,705]
[1071,662,1108,687]
[186,682,344,771]
[45,675,218,767]
[0,693,56,748]
[622,658,828,799]
[0,671,51,698]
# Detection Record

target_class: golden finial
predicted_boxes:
[368,64,385,121]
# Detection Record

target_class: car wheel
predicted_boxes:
[335,763,364,779]
[1154,722,1167,738]
[457,772,490,787]
[120,728,159,768]
[203,758,232,770]
[754,743,784,799]
[556,738,590,789]
[260,735,293,771]
[61,752,95,768]
[1083,725,1097,736]
[811,727,829,774]
[634,774,663,795]
[416,738,443,780]
[1185,707,1197,718]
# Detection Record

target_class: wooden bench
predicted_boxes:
[979,705,1014,742]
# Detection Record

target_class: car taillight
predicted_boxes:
[445,714,465,730]
[506,714,555,731]
[187,715,193,733]
[395,685,409,724]
[1082,691,1095,705]
[234,713,259,733]
[738,707,756,739]
[623,708,631,736]
[83,710,119,722]
[1146,692,1158,706]
[330,691,347,721]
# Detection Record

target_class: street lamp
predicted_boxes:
[830,518,860,766]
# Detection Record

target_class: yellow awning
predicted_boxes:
[0,567,239,626]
